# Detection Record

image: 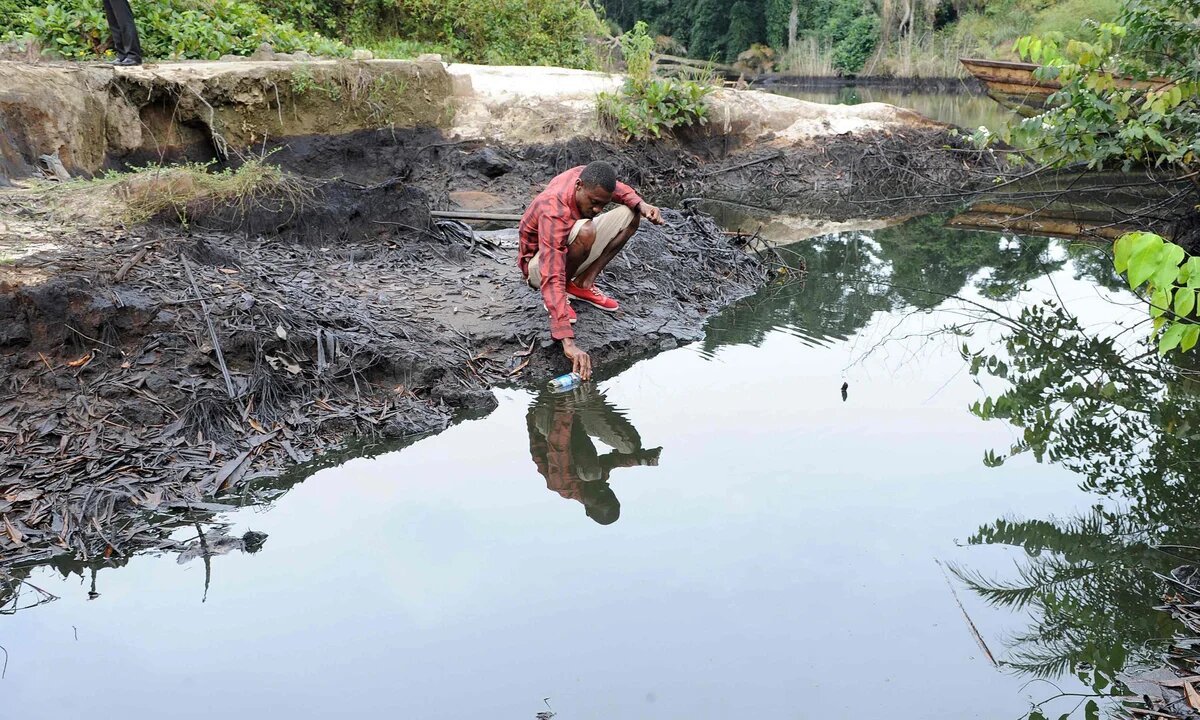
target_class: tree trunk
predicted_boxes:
[787,0,798,51]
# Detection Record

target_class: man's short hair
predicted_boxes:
[579,161,617,193]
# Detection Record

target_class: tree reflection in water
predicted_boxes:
[956,299,1200,716]
[697,213,1197,716]
[701,214,1069,352]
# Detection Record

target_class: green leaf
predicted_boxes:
[1124,231,1164,263]
[1160,322,1188,354]
[1151,286,1170,317]
[1113,233,1134,272]
[1175,288,1197,317]
[1152,243,1187,288]
[1183,325,1200,352]
[1124,233,1169,288]
[1185,257,1200,288]
[1127,251,1162,289]
[1015,35,1031,59]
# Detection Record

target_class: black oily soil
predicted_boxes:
[0,123,1006,572]
[0,197,767,572]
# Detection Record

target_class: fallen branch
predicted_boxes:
[181,254,236,400]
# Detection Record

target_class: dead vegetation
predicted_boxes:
[20,157,315,228]
[1120,567,1200,719]
[0,124,999,603]
[0,178,770,576]
[116,158,315,226]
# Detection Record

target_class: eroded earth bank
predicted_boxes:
[0,59,1004,573]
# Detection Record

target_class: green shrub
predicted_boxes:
[597,21,712,140]
[832,13,879,75]
[334,0,604,68]
[252,0,339,36]
[3,0,603,68]
[598,77,712,139]
[0,0,30,36]
[11,0,109,58]
[364,37,455,60]
[5,0,349,60]
[621,18,655,82]
[825,0,867,45]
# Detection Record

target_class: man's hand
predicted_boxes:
[562,338,593,380]
[638,202,664,225]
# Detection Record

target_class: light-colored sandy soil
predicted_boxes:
[445,63,945,144]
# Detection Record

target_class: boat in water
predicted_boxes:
[959,57,1164,117]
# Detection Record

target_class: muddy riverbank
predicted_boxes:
[0,57,1007,572]
[0,191,764,570]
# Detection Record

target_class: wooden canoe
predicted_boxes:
[959,57,1166,117]
[960,58,1061,117]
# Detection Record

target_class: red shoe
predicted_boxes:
[545,302,577,324]
[567,283,619,312]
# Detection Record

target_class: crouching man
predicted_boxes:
[518,161,664,380]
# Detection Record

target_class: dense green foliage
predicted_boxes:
[1010,0,1200,172]
[1007,1,1200,354]
[1,0,347,60]
[597,0,1120,76]
[831,13,880,74]
[599,0,879,71]
[307,0,604,67]
[1,0,603,66]
[597,22,711,139]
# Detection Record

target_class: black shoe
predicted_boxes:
[113,56,142,66]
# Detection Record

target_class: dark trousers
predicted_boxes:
[102,0,142,62]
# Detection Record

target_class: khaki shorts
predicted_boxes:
[527,204,635,289]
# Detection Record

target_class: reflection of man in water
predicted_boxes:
[526,386,661,525]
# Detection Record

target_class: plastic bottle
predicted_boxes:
[548,372,583,392]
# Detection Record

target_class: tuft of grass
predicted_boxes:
[1033,0,1121,37]
[115,158,314,226]
[365,38,455,60]
[777,36,835,76]
[951,0,1120,60]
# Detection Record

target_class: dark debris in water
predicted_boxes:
[0,183,773,586]
[1119,566,1200,719]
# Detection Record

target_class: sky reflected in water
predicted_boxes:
[0,221,1148,720]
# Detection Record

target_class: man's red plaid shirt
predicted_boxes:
[518,166,643,340]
